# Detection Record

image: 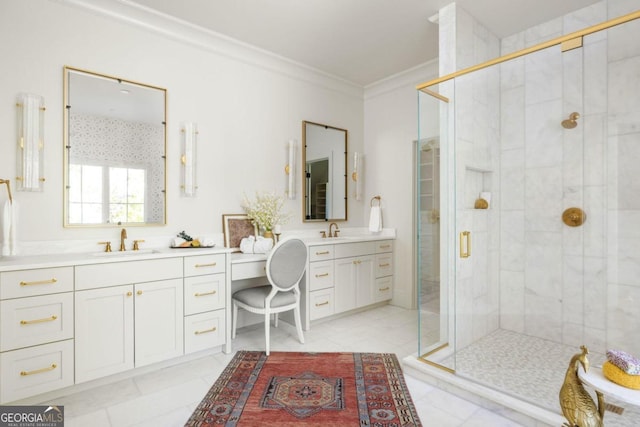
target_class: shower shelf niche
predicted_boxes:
[464,165,493,210]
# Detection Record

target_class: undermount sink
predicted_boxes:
[92,249,160,257]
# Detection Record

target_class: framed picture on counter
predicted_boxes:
[222,214,258,252]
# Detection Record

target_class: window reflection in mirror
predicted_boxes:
[63,67,166,227]
[302,121,347,222]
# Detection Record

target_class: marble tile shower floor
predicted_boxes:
[444,329,639,427]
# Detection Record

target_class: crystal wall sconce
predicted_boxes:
[16,93,45,191]
[285,139,296,199]
[352,152,363,200]
[181,122,198,197]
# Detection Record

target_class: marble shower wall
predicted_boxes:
[498,0,640,355]
[440,5,502,351]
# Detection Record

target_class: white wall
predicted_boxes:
[364,62,438,308]
[0,0,441,311]
[0,0,365,250]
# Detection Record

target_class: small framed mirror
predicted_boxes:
[63,67,167,227]
[302,121,347,222]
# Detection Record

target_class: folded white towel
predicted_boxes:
[172,237,187,247]
[9,201,16,255]
[240,235,274,254]
[2,200,10,256]
[369,205,382,233]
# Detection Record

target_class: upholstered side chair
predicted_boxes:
[231,238,307,355]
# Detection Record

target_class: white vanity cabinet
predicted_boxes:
[374,240,394,302]
[0,267,75,403]
[307,245,335,321]
[304,238,394,326]
[74,259,184,383]
[183,254,226,354]
[334,242,376,313]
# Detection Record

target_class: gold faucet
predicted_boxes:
[120,228,127,251]
[328,222,340,238]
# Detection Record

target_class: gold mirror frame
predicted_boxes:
[63,66,167,227]
[302,121,348,222]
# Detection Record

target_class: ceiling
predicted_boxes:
[128,0,600,86]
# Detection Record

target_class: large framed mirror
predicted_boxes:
[63,66,166,227]
[302,121,347,222]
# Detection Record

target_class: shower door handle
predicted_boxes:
[459,231,471,258]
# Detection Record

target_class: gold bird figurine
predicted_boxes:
[559,345,605,427]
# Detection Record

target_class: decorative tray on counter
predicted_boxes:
[170,244,216,249]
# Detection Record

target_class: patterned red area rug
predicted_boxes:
[185,351,422,426]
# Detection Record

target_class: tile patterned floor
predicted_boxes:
[24,306,527,426]
[448,329,639,427]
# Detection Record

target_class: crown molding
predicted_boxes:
[55,0,364,99]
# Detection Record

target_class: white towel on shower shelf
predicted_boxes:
[369,205,382,233]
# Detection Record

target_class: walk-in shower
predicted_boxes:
[414,3,640,426]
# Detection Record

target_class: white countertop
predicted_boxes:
[0,231,395,272]
[0,246,231,272]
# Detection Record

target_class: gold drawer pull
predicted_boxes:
[352,260,362,265]
[194,327,217,335]
[20,315,57,325]
[195,262,217,268]
[315,301,329,307]
[379,244,391,249]
[378,263,390,268]
[194,290,217,297]
[379,287,390,291]
[315,273,329,278]
[20,363,57,376]
[315,250,330,255]
[20,278,57,287]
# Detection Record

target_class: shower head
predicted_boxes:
[561,112,580,129]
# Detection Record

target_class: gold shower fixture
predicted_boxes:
[562,112,580,129]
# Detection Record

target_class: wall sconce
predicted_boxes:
[180,122,198,197]
[16,93,45,191]
[285,139,296,199]
[352,152,363,200]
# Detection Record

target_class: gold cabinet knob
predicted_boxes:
[137,290,143,296]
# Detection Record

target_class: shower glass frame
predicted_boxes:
[416,7,640,398]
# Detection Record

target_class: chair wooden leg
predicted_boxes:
[265,312,271,356]
[232,302,238,339]
[294,305,305,344]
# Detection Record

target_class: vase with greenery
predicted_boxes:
[242,191,290,237]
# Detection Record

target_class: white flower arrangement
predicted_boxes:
[242,191,290,232]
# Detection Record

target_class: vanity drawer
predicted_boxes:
[375,253,393,278]
[309,245,334,262]
[184,254,226,277]
[334,242,376,259]
[309,288,334,320]
[75,258,182,290]
[0,339,74,404]
[375,240,394,254]
[232,260,266,281]
[1,293,74,352]
[184,309,225,354]
[1,267,73,300]
[309,260,334,291]
[375,276,393,302]
[184,273,225,315]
